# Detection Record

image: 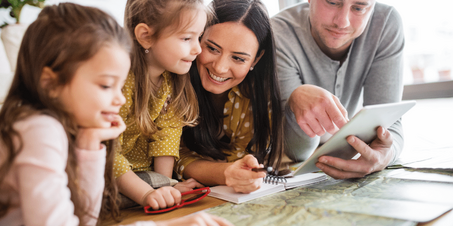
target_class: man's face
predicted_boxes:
[308,0,375,59]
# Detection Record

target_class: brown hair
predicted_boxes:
[124,0,212,137]
[0,3,132,224]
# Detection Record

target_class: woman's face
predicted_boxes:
[196,22,262,95]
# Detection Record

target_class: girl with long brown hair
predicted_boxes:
[0,3,130,225]
[114,0,211,210]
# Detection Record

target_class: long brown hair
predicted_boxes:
[0,3,132,224]
[124,0,212,137]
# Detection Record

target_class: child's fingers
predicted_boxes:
[208,214,234,226]
[151,189,175,209]
[169,187,182,204]
[111,115,126,131]
[147,197,160,210]
[184,178,204,188]
[98,116,125,141]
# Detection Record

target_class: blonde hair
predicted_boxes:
[124,0,212,137]
[0,3,132,224]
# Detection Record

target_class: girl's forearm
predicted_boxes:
[153,156,175,178]
[116,170,154,205]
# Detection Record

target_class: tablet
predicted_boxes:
[292,100,416,176]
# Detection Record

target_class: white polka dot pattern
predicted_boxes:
[113,71,182,178]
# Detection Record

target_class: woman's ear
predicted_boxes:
[134,23,155,50]
[252,50,265,68]
[40,67,59,98]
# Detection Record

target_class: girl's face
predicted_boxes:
[148,8,207,75]
[57,44,130,128]
[196,22,262,95]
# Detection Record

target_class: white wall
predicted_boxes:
[45,0,127,26]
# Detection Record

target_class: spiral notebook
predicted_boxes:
[208,173,327,204]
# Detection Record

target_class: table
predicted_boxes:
[100,98,453,226]
[101,169,453,226]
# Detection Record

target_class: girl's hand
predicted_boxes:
[144,186,182,210]
[155,212,233,226]
[173,178,204,193]
[224,154,266,193]
[76,115,126,150]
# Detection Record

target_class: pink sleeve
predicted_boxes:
[14,115,106,226]
[76,145,106,225]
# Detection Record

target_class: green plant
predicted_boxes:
[0,0,45,25]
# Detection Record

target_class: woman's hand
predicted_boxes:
[144,186,182,210]
[173,178,204,193]
[224,154,266,193]
[76,115,125,150]
[155,212,233,226]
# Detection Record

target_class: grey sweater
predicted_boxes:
[271,2,405,163]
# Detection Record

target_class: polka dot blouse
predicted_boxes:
[175,86,255,180]
[114,71,182,178]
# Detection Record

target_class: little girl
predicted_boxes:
[0,3,230,226]
[114,0,210,209]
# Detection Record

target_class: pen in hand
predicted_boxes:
[251,167,273,173]
[252,167,293,177]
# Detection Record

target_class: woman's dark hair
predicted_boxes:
[183,0,284,171]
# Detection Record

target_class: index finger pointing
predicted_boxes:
[327,97,348,129]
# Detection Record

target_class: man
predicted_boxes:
[271,0,404,179]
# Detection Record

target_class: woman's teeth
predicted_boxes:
[209,71,228,82]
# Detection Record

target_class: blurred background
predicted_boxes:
[1,0,452,100]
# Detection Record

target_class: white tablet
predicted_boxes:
[292,100,416,176]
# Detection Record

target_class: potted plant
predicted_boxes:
[1,0,45,26]
[1,0,45,72]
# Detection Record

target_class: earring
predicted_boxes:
[250,66,254,71]
[145,49,149,54]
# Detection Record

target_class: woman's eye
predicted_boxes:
[182,37,191,41]
[100,85,111,89]
[232,56,245,63]
[207,45,218,52]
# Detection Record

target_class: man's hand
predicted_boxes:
[289,84,348,137]
[315,126,394,179]
[224,155,266,193]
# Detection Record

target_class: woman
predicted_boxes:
[177,0,284,193]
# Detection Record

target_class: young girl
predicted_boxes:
[0,3,230,226]
[114,0,210,210]
[177,0,285,193]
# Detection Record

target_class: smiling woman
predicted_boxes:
[177,0,285,194]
